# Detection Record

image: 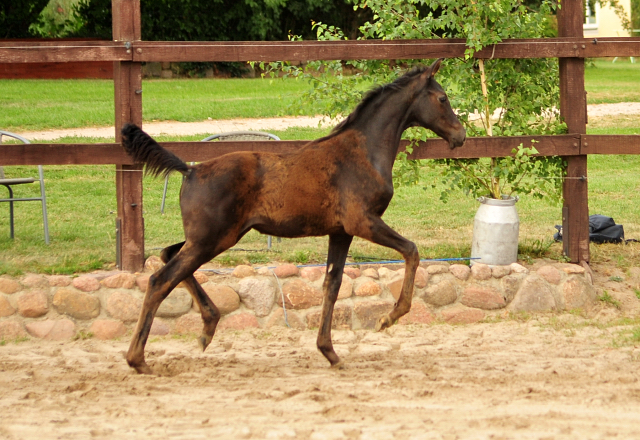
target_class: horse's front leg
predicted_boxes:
[357,218,419,331]
[317,233,353,367]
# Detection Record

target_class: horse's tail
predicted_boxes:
[121,123,190,178]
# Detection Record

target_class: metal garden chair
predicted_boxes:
[0,130,50,243]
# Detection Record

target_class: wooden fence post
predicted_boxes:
[558,0,590,263]
[112,0,144,271]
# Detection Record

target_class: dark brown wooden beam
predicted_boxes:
[558,0,590,264]
[16,134,640,166]
[4,37,640,64]
[113,0,144,272]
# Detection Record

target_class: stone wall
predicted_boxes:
[0,258,596,342]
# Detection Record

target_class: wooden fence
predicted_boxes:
[1,0,639,271]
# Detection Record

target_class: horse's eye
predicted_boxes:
[439,96,447,103]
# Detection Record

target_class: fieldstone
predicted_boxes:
[0,320,26,339]
[52,288,100,320]
[106,291,142,322]
[203,284,240,315]
[536,265,562,285]
[354,301,394,329]
[508,274,557,312]
[440,304,485,324]
[0,277,21,294]
[0,295,16,317]
[238,278,276,316]
[301,267,323,282]
[354,280,382,297]
[90,320,127,340]
[344,267,361,279]
[398,300,436,325]
[233,265,256,278]
[461,285,506,310]
[386,277,404,300]
[361,268,379,279]
[306,304,352,330]
[501,274,525,304]
[256,267,272,276]
[48,275,71,287]
[72,275,101,292]
[274,264,299,278]
[265,308,305,330]
[25,319,75,340]
[218,313,259,331]
[562,275,597,310]
[414,267,429,288]
[560,264,585,275]
[338,275,353,299]
[194,271,209,285]
[101,272,137,289]
[136,274,151,292]
[157,288,193,317]
[279,279,323,310]
[491,265,511,278]
[175,313,202,334]
[150,319,171,336]
[145,255,164,272]
[17,290,49,318]
[426,264,449,275]
[22,274,48,289]
[423,279,458,307]
[510,262,529,274]
[450,264,471,281]
[377,267,397,280]
[471,263,492,280]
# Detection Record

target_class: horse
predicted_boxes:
[122,58,466,374]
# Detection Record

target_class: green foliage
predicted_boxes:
[264,0,566,199]
[0,0,50,38]
[29,0,84,38]
[599,291,622,309]
[431,141,566,202]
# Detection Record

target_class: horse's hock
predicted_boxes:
[0,260,603,341]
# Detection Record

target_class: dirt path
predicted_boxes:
[14,102,640,141]
[1,309,639,440]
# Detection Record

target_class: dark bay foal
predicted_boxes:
[122,58,466,374]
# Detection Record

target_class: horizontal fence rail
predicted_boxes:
[3,37,640,63]
[2,135,638,166]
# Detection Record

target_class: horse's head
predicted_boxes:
[407,59,466,149]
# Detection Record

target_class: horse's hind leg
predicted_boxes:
[160,242,220,352]
[357,218,419,331]
[126,243,216,374]
[317,233,353,367]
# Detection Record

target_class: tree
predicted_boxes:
[0,0,50,38]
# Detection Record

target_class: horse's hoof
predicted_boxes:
[330,360,345,370]
[375,315,392,332]
[132,362,154,375]
[198,334,213,352]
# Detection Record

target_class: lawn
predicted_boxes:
[0,59,639,274]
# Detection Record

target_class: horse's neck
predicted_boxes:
[357,92,412,181]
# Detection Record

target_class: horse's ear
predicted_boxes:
[429,58,443,78]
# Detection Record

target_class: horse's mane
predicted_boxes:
[329,65,428,136]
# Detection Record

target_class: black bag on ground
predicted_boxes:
[554,214,625,243]
[588,214,624,243]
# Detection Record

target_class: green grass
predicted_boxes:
[0,77,313,132]
[585,59,640,104]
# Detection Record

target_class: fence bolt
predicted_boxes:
[135,89,142,95]
[592,38,598,44]
[136,48,142,54]
[584,142,588,147]
[573,142,578,147]
[573,44,577,49]
[581,45,586,49]
[131,203,138,207]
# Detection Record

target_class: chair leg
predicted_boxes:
[161,175,169,214]
[38,166,50,244]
